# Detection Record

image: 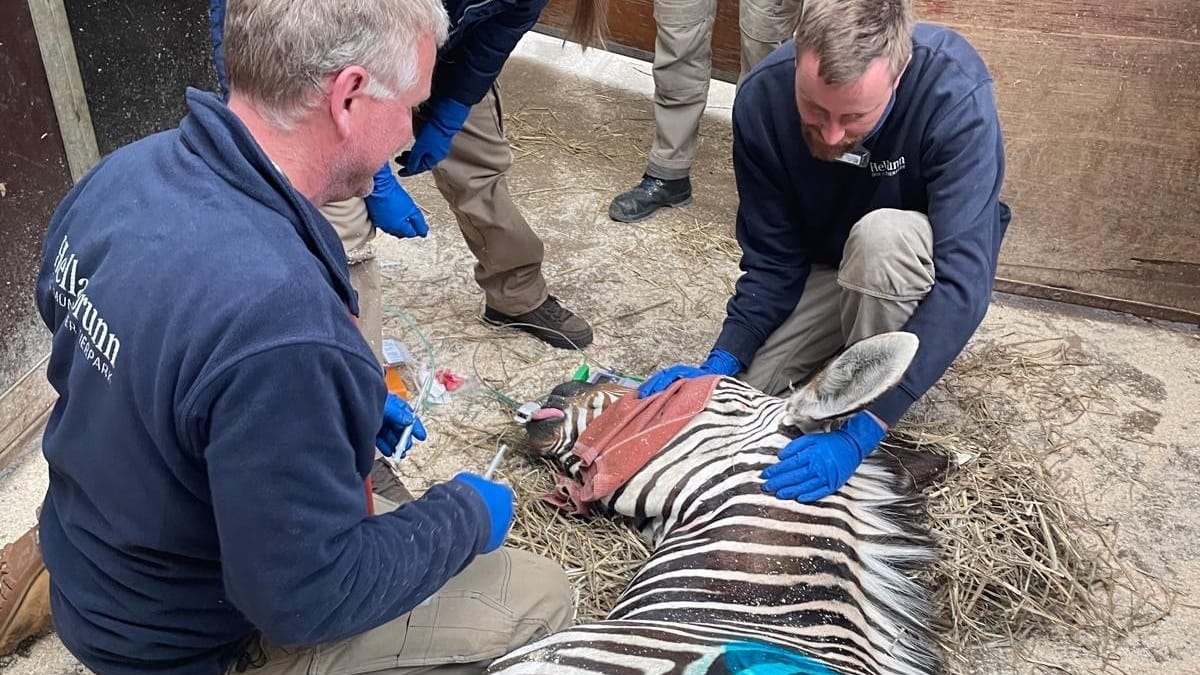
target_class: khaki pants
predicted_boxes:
[743,209,935,395]
[647,0,804,179]
[323,84,549,360]
[232,495,573,675]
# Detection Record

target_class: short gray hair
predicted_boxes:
[223,0,449,128]
[793,0,914,85]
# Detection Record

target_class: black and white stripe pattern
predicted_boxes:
[496,375,939,675]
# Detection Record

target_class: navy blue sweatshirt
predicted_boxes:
[433,0,551,106]
[716,24,1011,425]
[34,89,492,675]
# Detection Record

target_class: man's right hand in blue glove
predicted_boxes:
[363,163,428,239]
[636,349,742,399]
[451,473,514,554]
[760,410,887,502]
[375,393,427,458]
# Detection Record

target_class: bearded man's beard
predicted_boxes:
[801,123,865,161]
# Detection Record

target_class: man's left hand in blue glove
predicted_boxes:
[397,98,471,176]
[364,163,428,238]
[636,349,742,399]
[375,393,427,459]
[760,410,887,502]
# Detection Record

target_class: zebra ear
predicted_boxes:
[783,332,919,429]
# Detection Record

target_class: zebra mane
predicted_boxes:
[840,454,942,673]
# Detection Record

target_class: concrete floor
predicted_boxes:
[3,30,1198,675]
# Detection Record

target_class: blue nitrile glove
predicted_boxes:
[364,164,429,238]
[452,473,514,554]
[636,349,742,399]
[760,411,887,502]
[375,393,427,458]
[397,98,471,176]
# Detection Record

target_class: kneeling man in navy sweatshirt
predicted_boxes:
[638,0,1011,502]
[2,0,572,672]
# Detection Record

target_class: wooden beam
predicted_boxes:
[0,356,53,472]
[994,278,1200,326]
[28,0,100,182]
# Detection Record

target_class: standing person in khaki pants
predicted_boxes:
[211,0,607,354]
[1,0,576,671]
[608,0,803,223]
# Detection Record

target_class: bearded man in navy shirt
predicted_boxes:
[638,0,1011,502]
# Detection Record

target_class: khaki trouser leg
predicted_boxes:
[738,0,805,82]
[646,0,717,180]
[233,496,574,675]
[321,196,383,361]
[743,209,935,396]
[430,85,548,316]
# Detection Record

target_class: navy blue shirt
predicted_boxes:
[433,0,551,106]
[35,89,491,675]
[716,24,1011,425]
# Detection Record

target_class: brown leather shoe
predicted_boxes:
[0,526,52,655]
[483,296,594,350]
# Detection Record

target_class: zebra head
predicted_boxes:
[523,379,632,464]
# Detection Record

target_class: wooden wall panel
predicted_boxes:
[975,27,1200,315]
[0,0,71,391]
[918,0,1200,42]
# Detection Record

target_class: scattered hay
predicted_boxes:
[501,459,651,622]
[889,337,1178,671]
[506,106,632,164]
[656,214,741,262]
[887,428,1174,669]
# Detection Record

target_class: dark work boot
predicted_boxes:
[608,175,692,223]
[483,296,594,350]
[1,526,52,656]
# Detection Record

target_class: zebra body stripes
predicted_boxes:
[489,333,941,675]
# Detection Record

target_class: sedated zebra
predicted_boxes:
[488,332,942,675]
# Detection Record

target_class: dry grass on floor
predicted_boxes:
[505,460,652,623]
[901,338,1178,669]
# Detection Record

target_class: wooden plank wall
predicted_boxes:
[536,0,1200,321]
[927,1,1200,319]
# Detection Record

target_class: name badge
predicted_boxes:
[834,148,871,168]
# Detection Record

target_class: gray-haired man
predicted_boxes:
[209,0,598,353]
[2,0,571,672]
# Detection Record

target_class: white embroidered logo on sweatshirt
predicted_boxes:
[52,236,121,382]
[869,156,907,177]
